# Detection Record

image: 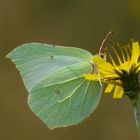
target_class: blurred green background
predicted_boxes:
[1,0,140,140]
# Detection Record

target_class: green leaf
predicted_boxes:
[7,43,102,129]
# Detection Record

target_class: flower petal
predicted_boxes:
[112,47,123,64]
[119,61,130,72]
[104,84,115,94]
[119,47,126,62]
[124,45,131,61]
[83,74,99,80]
[136,62,140,73]
[107,53,117,66]
[92,55,115,74]
[130,41,140,66]
[113,86,124,99]
[101,74,120,80]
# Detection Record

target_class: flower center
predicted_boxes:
[116,65,140,98]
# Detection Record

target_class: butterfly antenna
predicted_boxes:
[97,31,114,85]
[99,31,114,58]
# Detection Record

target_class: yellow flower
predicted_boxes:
[84,42,140,99]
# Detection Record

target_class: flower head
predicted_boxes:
[84,42,140,99]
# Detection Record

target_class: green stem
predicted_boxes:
[131,95,140,139]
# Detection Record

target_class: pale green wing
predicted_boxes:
[7,43,93,92]
[29,62,102,129]
[7,43,102,129]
